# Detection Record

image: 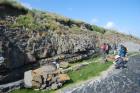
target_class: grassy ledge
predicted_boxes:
[11,57,113,93]
[66,61,112,85]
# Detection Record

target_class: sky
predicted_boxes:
[19,0,140,38]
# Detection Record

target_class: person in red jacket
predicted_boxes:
[100,43,107,63]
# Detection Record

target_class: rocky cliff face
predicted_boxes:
[0,24,97,68]
[1,1,140,92]
[0,4,97,84]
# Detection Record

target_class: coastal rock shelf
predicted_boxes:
[61,55,140,93]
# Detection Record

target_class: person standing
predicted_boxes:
[100,43,107,63]
[112,43,117,55]
[105,43,111,55]
[119,45,127,57]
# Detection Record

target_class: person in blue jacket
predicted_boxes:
[119,45,127,57]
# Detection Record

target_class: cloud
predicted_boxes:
[104,21,115,29]
[104,21,139,38]
[104,22,131,35]
[21,2,32,9]
[90,18,98,24]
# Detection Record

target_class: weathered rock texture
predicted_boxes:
[0,1,140,92]
[0,23,97,67]
[0,14,97,85]
[0,3,97,90]
[0,21,96,92]
[24,64,70,90]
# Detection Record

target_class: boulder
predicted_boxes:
[24,70,32,88]
[32,75,42,88]
[51,83,59,90]
[40,64,57,74]
[24,64,56,88]
[24,64,70,90]
[60,62,69,68]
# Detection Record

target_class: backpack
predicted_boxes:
[121,46,127,53]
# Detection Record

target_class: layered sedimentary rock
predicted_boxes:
[24,64,70,90]
[0,14,97,86]
[0,21,96,92]
[0,23,97,69]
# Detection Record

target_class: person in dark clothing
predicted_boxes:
[114,55,127,69]
[106,43,111,55]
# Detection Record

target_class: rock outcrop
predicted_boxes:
[0,15,97,88]
[1,1,140,92]
[24,64,70,90]
[0,21,97,68]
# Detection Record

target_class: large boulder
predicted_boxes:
[24,70,32,88]
[24,64,70,90]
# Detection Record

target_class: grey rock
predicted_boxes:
[0,80,24,93]
[24,70,32,88]
[60,62,69,68]
[51,83,59,90]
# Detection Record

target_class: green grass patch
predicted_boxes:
[66,62,112,85]
[11,57,113,93]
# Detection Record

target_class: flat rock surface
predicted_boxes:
[62,54,140,93]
